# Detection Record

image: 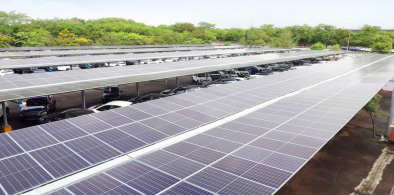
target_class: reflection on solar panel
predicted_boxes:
[1,54,392,195]
[0,51,338,102]
[46,54,394,195]
[0,46,263,58]
[0,44,214,51]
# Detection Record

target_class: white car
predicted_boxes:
[164,58,179,63]
[192,73,213,84]
[191,56,203,60]
[0,69,14,77]
[88,101,132,113]
[105,62,126,67]
[56,65,72,71]
[0,102,9,118]
[141,59,164,64]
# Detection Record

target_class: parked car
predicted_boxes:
[56,65,72,71]
[13,68,45,74]
[191,56,203,60]
[88,101,132,113]
[211,77,245,84]
[0,69,14,77]
[192,73,213,84]
[0,102,9,119]
[19,95,57,121]
[38,109,93,124]
[126,61,138,65]
[160,86,201,96]
[209,71,228,80]
[102,85,123,102]
[164,58,179,63]
[233,68,250,77]
[38,67,54,72]
[129,93,167,104]
[79,64,93,69]
[141,59,164,64]
[105,62,126,67]
[223,69,238,77]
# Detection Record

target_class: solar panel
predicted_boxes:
[0,51,338,102]
[0,54,392,194]
[45,54,394,195]
[0,47,274,58]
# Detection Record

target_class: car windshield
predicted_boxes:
[104,87,119,94]
[26,98,47,106]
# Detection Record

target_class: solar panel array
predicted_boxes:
[0,51,338,102]
[0,46,253,58]
[48,55,394,195]
[0,55,389,195]
[0,44,213,52]
[0,48,291,69]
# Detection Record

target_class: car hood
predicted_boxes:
[21,106,46,112]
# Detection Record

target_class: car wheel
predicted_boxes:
[66,68,70,71]
[144,62,148,64]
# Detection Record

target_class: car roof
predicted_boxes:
[104,101,131,106]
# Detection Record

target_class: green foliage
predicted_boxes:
[270,29,296,49]
[363,94,388,138]
[1,10,394,50]
[15,28,51,46]
[372,35,393,53]
[0,35,16,47]
[240,27,269,47]
[198,22,215,30]
[329,44,342,51]
[224,42,231,46]
[310,42,326,50]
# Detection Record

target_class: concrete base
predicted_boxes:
[1,125,12,133]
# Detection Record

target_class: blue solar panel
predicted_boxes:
[205,139,242,153]
[29,144,90,178]
[125,169,179,195]
[186,167,237,193]
[212,156,257,176]
[94,129,146,153]
[8,126,58,151]
[113,107,153,121]
[232,146,273,163]
[71,115,113,134]
[48,188,73,195]
[0,154,53,195]
[184,147,226,165]
[40,120,87,142]
[161,182,213,195]
[261,153,306,173]
[218,178,275,195]
[67,173,141,195]
[137,150,178,167]
[163,142,201,156]
[94,111,134,127]
[0,134,24,159]
[158,157,204,179]
[117,122,167,143]
[242,164,292,189]
[64,136,121,164]
[107,161,153,183]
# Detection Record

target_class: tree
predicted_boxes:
[334,29,352,46]
[0,35,16,47]
[310,42,326,50]
[224,42,231,46]
[363,94,388,138]
[0,11,31,35]
[96,32,124,45]
[171,22,196,33]
[312,24,337,45]
[372,35,393,53]
[239,27,269,47]
[355,25,381,47]
[15,29,51,46]
[48,29,93,46]
[329,44,342,51]
[198,22,215,30]
[270,29,296,49]
[288,24,314,45]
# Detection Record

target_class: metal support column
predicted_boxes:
[2,102,8,127]
[176,77,179,88]
[81,90,86,109]
[385,86,394,136]
[136,82,140,97]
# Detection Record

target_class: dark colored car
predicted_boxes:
[38,67,54,72]
[129,93,167,104]
[102,85,123,102]
[19,95,57,121]
[79,64,93,69]
[209,71,227,80]
[38,109,93,124]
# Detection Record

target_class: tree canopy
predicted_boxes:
[310,42,326,50]
[0,10,393,50]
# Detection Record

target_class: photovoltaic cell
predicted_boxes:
[48,189,73,195]
[261,153,306,173]
[64,136,121,164]
[212,156,257,176]
[8,126,58,151]
[185,147,226,165]
[158,157,205,179]
[40,120,87,142]
[242,164,292,188]
[0,134,24,159]
[94,129,146,153]
[0,154,53,195]
[67,173,141,195]
[126,169,179,195]
[218,178,275,195]
[161,182,213,195]
[187,167,237,193]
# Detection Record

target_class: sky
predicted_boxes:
[1,0,393,29]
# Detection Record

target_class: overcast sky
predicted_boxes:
[1,0,393,29]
